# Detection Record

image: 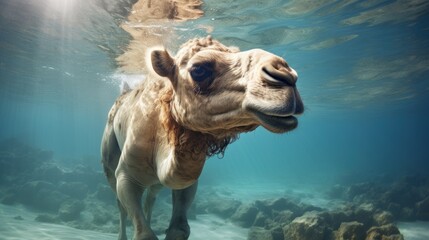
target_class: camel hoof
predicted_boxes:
[138,236,159,240]
[164,225,190,240]
[134,233,159,240]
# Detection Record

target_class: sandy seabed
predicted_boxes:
[0,203,247,240]
[1,182,429,240]
[1,205,428,240]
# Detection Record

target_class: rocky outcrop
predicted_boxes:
[0,140,427,239]
[208,198,242,218]
[283,211,331,240]
[0,139,119,232]
[58,200,85,221]
[327,175,429,222]
[231,204,259,227]
[366,224,404,240]
[373,211,394,226]
[248,227,275,240]
[211,192,412,240]
[334,221,365,240]
[416,197,429,220]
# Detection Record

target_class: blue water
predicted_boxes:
[3,0,428,183]
[1,0,429,239]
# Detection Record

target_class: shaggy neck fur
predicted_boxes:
[159,88,237,160]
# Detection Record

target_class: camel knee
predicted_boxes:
[116,176,143,212]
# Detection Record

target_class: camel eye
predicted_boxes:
[190,64,212,82]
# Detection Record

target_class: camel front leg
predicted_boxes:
[116,169,158,240]
[165,182,198,240]
[117,199,128,240]
[144,184,163,227]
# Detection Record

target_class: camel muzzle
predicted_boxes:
[262,64,298,87]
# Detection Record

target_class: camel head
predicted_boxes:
[150,36,304,137]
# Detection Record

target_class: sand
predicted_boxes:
[0,183,428,240]
[397,221,429,240]
[0,204,247,240]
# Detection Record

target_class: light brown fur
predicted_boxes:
[101,36,304,240]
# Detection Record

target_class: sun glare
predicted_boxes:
[45,0,76,15]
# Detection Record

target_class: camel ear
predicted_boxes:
[151,49,176,80]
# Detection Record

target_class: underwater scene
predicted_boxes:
[1,0,429,239]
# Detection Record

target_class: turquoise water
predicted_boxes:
[3,0,427,183]
[1,0,429,239]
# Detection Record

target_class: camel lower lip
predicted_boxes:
[251,110,298,133]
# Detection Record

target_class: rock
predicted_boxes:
[326,184,347,199]
[255,198,302,215]
[207,198,241,218]
[248,227,274,240]
[34,163,64,183]
[283,211,331,240]
[253,211,269,227]
[36,189,70,212]
[95,184,116,204]
[415,196,429,220]
[380,175,426,210]
[324,210,352,229]
[270,226,284,240]
[272,210,295,226]
[353,203,376,228]
[0,139,53,171]
[386,203,401,218]
[92,209,112,225]
[366,224,404,240]
[19,181,57,198]
[231,204,259,227]
[335,221,365,240]
[59,181,89,199]
[399,207,415,220]
[58,200,85,221]
[15,181,69,212]
[346,182,376,201]
[63,164,103,191]
[373,211,394,226]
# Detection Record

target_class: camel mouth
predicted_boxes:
[249,109,298,133]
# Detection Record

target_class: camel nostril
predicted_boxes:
[262,64,297,87]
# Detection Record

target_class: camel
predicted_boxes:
[101,36,304,240]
